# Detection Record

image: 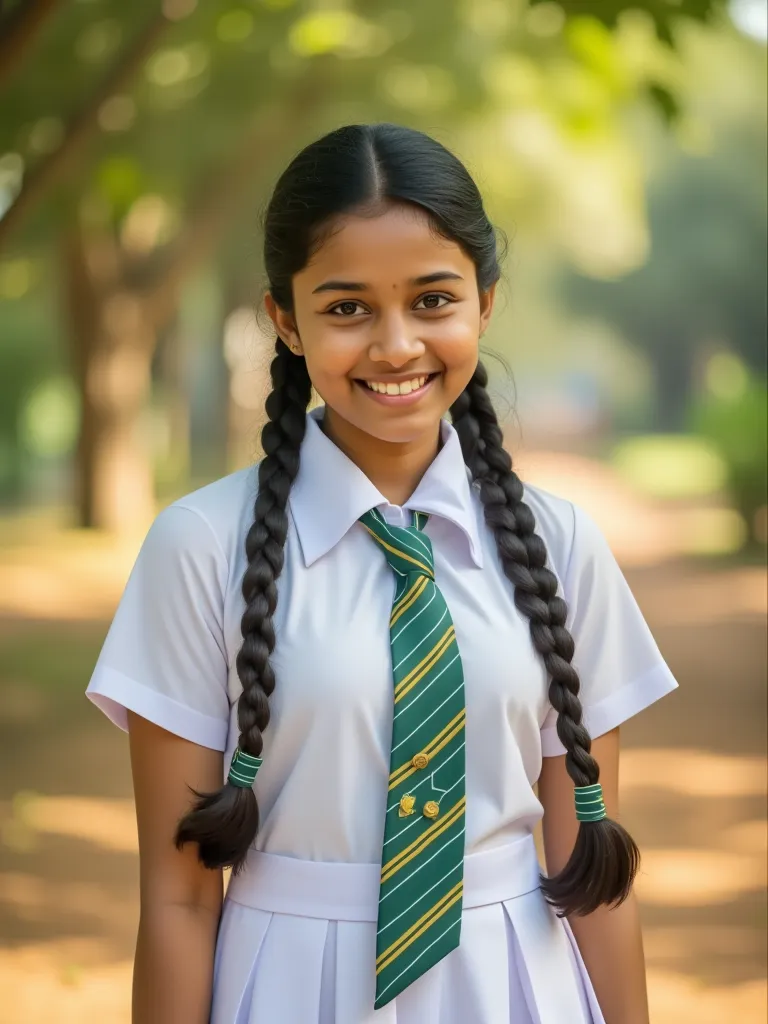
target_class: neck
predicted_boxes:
[321,407,441,506]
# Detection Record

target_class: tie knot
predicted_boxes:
[359,508,434,580]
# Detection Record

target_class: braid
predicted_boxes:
[175,340,311,873]
[450,361,639,916]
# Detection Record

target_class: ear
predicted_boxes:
[478,282,497,336]
[264,293,304,355]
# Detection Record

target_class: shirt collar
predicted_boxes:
[289,406,483,569]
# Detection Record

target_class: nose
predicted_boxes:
[368,312,426,367]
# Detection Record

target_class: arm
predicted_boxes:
[538,728,650,1024]
[128,711,224,1024]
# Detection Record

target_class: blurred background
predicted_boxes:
[0,0,766,1021]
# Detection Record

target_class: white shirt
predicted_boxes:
[86,406,678,862]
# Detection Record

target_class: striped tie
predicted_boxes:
[359,507,466,1008]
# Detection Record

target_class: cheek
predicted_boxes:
[433,320,480,365]
[426,314,481,390]
[303,328,362,381]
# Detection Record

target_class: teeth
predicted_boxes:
[365,375,430,395]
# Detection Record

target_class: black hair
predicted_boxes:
[176,123,639,917]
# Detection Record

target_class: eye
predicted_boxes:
[414,293,452,310]
[328,300,368,317]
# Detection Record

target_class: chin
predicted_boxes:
[334,404,445,447]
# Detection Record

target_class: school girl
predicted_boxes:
[86,123,679,1023]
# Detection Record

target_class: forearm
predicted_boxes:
[133,903,220,1024]
[569,889,649,1024]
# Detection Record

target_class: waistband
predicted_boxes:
[225,834,542,922]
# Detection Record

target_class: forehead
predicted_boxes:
[297,204,474,286]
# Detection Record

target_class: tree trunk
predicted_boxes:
[62,226,156,533]
[55,70,329,531]
[154,322,191,488]
[0,13,170,250]
[653,336,694,432]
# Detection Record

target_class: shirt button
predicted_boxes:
[411,752,429,770]
[423,801,440,820]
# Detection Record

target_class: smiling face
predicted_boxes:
[265,203,496,450]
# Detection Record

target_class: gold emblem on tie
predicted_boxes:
[411,752,429,770]
[398,794,416,817]
[422,800,440,819]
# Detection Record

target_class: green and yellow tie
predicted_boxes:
[359,507,466,1008]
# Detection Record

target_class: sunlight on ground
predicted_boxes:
[0,744,765,1021]
[7,796,138,854]
[638,848,765,906]
[0,941,132,1024]
[0,465,765,1023]
[516,449,754,566]
[647,970,766,1024]
[0,945,764,1024]
[621,749,767,798]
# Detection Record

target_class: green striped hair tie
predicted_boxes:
[227,747,263,788]
[574,783,607,822]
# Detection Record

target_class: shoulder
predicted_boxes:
[141,465,259,580]
[518,480,576,577]
[519,480,610,585]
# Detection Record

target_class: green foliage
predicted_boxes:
[0,0,730,249]
[0,279,60,500]
[688,369,768,540]
[611,433,728,499]
[529,0,722,44]
[562,91,768,428]
[0,0,740,510]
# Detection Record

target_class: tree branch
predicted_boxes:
[143,68,330,331]
[0,11,170,250]
[0,0,64,89]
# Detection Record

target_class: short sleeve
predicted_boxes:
[540,501,679,757]
[86,503,230,751]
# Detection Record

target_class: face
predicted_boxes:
[265,203,496,448]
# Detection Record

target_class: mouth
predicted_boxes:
[354,372,440,406]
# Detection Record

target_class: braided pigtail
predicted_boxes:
[175,340,311,873]
[450,361,639,916]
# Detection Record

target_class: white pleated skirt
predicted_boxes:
[211,834,604,1024]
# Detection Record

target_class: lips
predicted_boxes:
[354,372,440,406]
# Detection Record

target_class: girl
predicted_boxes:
[86,123,678,1024]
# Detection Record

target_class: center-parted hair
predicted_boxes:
[176,123,639,917]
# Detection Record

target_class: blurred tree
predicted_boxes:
[530,0,722,41]
[0,0,64,90]
[688,364,767,545]
[0,0,728,531]
[562,29,767,429]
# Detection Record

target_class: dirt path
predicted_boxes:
[0,531,765,1020]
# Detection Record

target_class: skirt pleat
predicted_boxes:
[248,912,330,1022]
[436,902,512,1023]
[211,893,604,1023]
[502,891,590,1022]
[210,901,272,1024]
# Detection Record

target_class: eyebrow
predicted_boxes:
[312,271,464,294]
